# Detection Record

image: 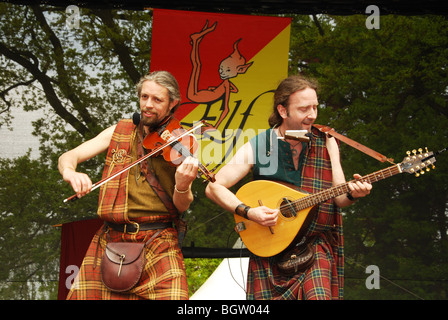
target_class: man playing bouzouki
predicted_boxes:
[205,75,372,300]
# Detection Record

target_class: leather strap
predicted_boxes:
[136,122,179,217]
[105,221,172,234]
[135,123,186,248]
[145,228,163,246]
[313,124,394,163]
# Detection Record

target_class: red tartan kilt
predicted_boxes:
[247,235,342,300]
[67,225,188,300]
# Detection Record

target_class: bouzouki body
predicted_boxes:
[235,180,317,257]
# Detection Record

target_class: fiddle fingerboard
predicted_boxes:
[171,140,215,182]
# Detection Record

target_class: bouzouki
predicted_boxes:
[234,148,436,257]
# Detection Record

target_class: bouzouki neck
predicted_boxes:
[295,164,401,211]
[295,148,436,211]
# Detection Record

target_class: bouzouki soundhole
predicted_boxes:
[279,197,298,219]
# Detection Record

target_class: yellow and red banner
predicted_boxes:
[151,9,290,171]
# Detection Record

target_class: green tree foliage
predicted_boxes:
[0,154,60,298]
[185,258,223,296]
[0,3,447,299]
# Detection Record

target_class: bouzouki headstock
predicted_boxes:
[400,147,436,177]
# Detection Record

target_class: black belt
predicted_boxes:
[105,221,173,234]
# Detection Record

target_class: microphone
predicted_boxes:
[280,130,311,142]
[132,112,140,125]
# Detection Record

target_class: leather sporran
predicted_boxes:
[276,243,315,275]
[101,242,145,292]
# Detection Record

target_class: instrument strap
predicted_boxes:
[136,123,179,217]
[313,124,394,164]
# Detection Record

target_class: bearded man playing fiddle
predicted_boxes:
[58,71,198,300]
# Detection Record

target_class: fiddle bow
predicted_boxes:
[63,121,212,203]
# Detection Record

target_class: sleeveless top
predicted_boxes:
[249,126,340,236]
[248,126,344,299]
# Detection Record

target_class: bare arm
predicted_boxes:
[205,142,278,226]
[326,135,372,207]
[173,156,199,213]
[58,125,116,198]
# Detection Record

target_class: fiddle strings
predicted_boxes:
[170,137,214,181]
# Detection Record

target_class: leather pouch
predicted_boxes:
[276,243,315,275]
[101,242,145,292]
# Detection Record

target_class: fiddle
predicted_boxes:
[143,116,216,182]
[63,119,213,203]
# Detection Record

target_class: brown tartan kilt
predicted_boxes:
[67,225,188,300]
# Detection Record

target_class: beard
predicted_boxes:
[140,110,170,131]
[141,114,159,129]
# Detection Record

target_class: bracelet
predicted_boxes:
[346,192,357,202]
[174,185,190,194]
[235,203,251,220]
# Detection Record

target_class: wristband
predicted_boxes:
[346,192,357,202]
[235,203,251,220]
